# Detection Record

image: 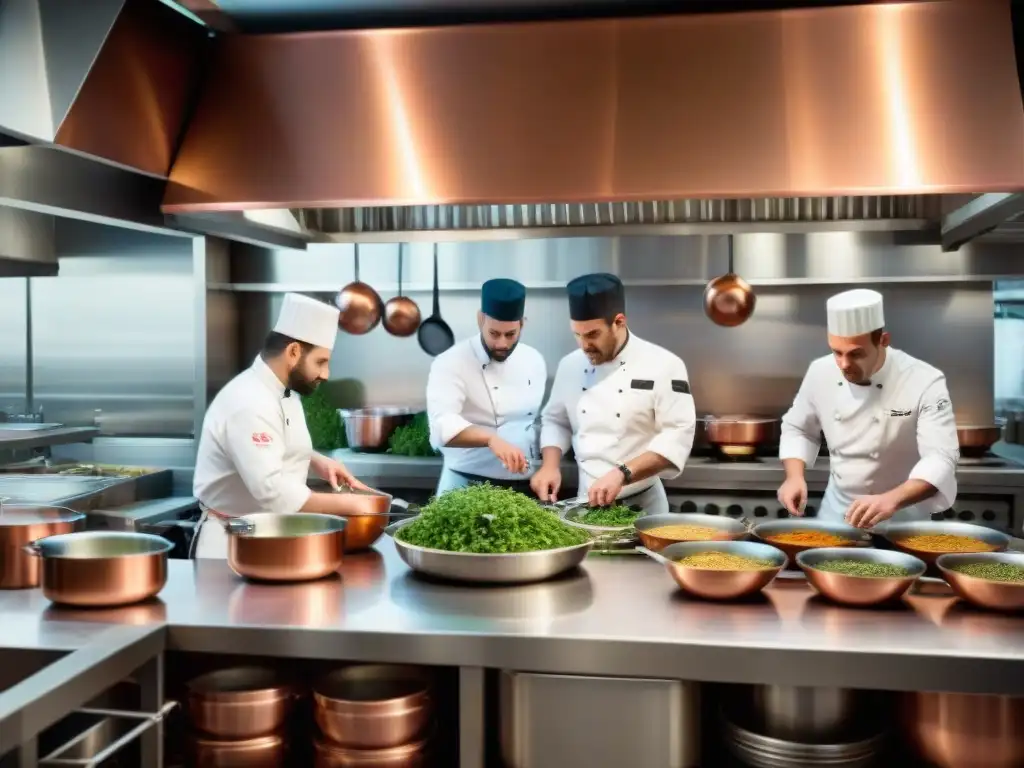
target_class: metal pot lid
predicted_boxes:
[0,504,84,527]
[26,531,173,557]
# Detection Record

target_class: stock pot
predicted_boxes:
[0,504,85,589]
[224,512,347,582]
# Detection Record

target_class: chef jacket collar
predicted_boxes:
[590,330,633,372]
[252,355,290,399]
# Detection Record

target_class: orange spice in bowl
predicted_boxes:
[765,530,854,548]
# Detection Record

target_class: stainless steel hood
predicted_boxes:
[163,0,1024,215]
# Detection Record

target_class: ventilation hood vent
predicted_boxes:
[165,0,1024,214]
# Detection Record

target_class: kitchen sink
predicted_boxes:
[0,649,65,695]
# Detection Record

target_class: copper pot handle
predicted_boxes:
[224,518,256,536]
[22,541,42,557]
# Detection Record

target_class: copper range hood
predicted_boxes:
[163,0,1024,215]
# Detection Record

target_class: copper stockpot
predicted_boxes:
[383,244,421,338]
[337,244,384,335]
[186,667,297,740]
[703,235,756,327]
[0,505,84,589]
[702,415,778,457]
[313,665,432,749]
[23,531,172,607]
[313,736,429,768]
[956,423,1003,458]
[189,732,287,767]
[902,691,1024,768]
[225,513,346,582]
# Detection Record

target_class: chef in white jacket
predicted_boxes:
[426,278,547,496]
[532,273,696,515]
[192,293,370,558]
[778,289,959,529]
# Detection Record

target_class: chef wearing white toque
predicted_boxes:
[777,289,960,529]
[192,293,371,558]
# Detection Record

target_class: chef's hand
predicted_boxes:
[588,468,625,508]
[311,454,373,492]
[530,465,562,503]
[777,477,808,517]
[487,435,528,474]
[845,493,899,529]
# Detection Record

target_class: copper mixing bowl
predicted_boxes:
[702,416,778,457]
[186,667,297,739]
[936,552,1024,612]
[797,547,926,608]
[326,487,393,552]
[658,540,787,600]
[635,513,747,553]
[752,519,868,563]
[313,664,432,749]
[313,735,430,768]
[883,521,1010,567]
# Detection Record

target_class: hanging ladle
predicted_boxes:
[703,235,756,327]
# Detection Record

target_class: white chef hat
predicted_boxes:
[826,289,885,337]
[273,293,339,350]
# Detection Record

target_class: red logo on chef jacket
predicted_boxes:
[251,432,273,445]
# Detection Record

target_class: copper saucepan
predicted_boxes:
[337,244,384,335]
[702,415,779,457]
[703,235,756,327]
[1,504,85,589]
[383,243,421,338]
[329,486,395,552]
[224,512,346,582]
[186,666,297,740]
[956,423,1003,458]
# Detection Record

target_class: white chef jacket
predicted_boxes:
[540,333,696,497]
[426,336,547,480]
[193,356,314,521]
[780,347,959,524]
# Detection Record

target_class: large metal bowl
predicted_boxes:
[936,552,1024,612]
[325,487,394,552]
[339,407,416,452]
[386,518,593,584]
[636,513,748,552]
[658,540,787,600]
[883,521,1010,566]
[753,519,868,562]
[797,547,926,608]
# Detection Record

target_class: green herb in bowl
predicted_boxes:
[813,560,912,578]
[578,505,640,527]
[948,561,1024,583]
[396,484,589,553]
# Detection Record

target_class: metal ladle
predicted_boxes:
[703,235,756,327]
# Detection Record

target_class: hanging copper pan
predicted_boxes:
[383,243,422,337]
[337,244,383,335]
[704,235,756,327]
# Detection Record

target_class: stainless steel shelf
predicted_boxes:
[0,427,99,452]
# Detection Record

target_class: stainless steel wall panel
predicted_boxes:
[0,279,29,414]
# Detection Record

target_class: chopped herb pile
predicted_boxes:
[396,484,589,553]
[948,561,1024,583]
[813,560,912,578]
[578,505,640,527]
[388,413,438,457]
[301,388,346,450]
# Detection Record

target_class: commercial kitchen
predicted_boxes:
[4,0,1024,766]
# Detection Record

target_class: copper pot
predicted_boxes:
[186,667,297,740]
[0,504,84,589]
[956,423,1003,458]
[313,665,432,749]
[383,244,421,338]
[313,737,429,768]
[189,732,287,768]
[703,415,778,457]
[703,235,756,327]
[225,513,346,582]
[902,691,1024,768]
[328,487,394,552]
[340,407,416,452]
[337,245,383,335]
[23,531,172,607]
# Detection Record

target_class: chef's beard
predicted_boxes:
[483,335,519,362]
[287,361,323,396]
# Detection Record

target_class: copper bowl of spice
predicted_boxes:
[936,552,1024,612]
[797,547,926,608]
[635,513,748,553]
[883,521,1009,567]
[753,519,868,563]
[656,540,787,600]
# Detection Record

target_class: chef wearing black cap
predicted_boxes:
[426,278,547,496]
[532,274,696,514]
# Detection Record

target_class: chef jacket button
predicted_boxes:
[870,451,879,459]
[833,414,842,421]
[582,387,587,391]
[493,386,498,390]
[616,413,620,418]
[582,409,586,414]
[876,384,883,389]
[618,389,623,393]
[872,416,880,423]
[482,365,486,370]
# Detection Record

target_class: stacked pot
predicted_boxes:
[312,664,434,767]
[185,667,296,767]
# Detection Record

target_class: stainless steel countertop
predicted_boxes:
[2,539,1023,695]
[327,447,1024,491]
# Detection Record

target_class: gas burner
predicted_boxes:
[708,448,766,464]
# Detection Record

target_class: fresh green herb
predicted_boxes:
[578,505,640,527]
[396,484,589,553]
[813,560,911,578]
[948,561,1024,583]
[388,413,438,457]
[301,388,346,450]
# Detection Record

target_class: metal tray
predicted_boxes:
[385,518,593,584]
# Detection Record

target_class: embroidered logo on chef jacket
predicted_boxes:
[888,409,912,417]
[251,432,273,445]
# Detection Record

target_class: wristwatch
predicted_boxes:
[617,464,633,484]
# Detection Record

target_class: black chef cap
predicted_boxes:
[567,273,625,321]
[481,278,526,322]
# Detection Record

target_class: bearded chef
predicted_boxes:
[192,293,371,558]
[426,278,547,495]
[531,273,696,514]
[777,289,959,529]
